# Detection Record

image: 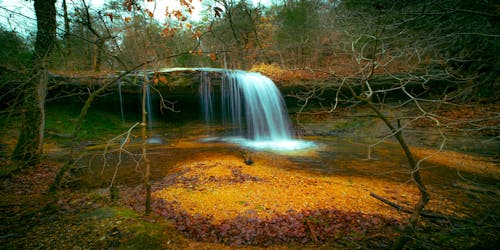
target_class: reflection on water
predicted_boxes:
[73,116,499,225]
[200,136,316,151]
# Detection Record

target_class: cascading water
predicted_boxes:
[200,70,314,151]
[145,83,153,129]
[118,79,125,124]
[141,73,154,130]
[200,71,214,126]
[223,71,293,140]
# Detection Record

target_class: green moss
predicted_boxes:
[77,206,173,249]
[170,76,194,87]
[81,206,139,220]
[113,207,140,218]
[120,217,175,250]
[81,207,117,219]
[121,232,163,250]
[0,162,20,177]
[45,103,131,142]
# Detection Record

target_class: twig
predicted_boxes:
[306,220,320,244]
[370,192,474,223]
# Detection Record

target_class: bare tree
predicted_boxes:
[290,1,498,248]
[11,0,56,166]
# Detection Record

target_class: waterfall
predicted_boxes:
[200,70,314,151]
[223,71,293,141]
[118,79,125,124]
[145,83,153,129]
[143,73,153,130]
[200,71,214,126]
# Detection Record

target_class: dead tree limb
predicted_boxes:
[370,192,476,223]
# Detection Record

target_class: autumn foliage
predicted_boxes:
[120,155,412,246]
[412,105,499,136]
[250,63,330,83]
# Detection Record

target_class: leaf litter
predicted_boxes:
[122,155,412,245]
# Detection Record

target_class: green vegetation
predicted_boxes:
[45,102,129,142]
[0,28,31,69]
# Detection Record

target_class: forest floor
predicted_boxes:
[0,104,498,249]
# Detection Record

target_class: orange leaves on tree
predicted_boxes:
[163,27,170,37]
[179,22,193,30]
[153,76,168,85]
[179,0,193,8]
[163,27,178,38]
[146,9,154,18]
[244,41,255,50]
[123,0,139,12]
[124,17,131,23]
[250,63,330,83]
[105,13,114,22]
[188,49,203,56]
[162,0,195,34]
[260,16,271,23]
[171,10,186,21]
[192,30,202,39]
[209,53,217,61]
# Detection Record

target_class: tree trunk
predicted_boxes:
[142,73,152,215]
[12,0,56,165]
[93,38,104,72]
[364,100,430,250]
[62,0,71,56]
[222,0,246,69]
